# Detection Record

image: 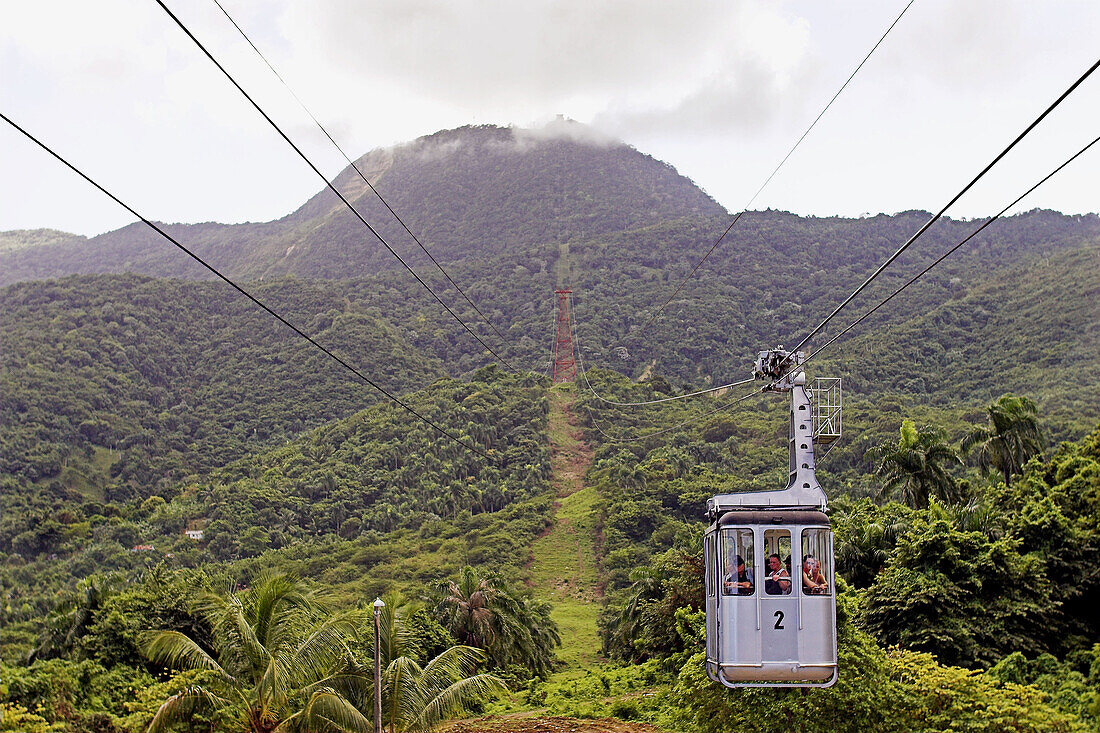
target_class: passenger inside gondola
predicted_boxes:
[764,553,792,595]
[723,554,754,595]
[802,554,829,594]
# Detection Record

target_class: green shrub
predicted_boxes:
[610,698,641,720]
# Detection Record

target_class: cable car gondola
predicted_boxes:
[704,347,841,687]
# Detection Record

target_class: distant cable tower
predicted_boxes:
[553,289,577,383]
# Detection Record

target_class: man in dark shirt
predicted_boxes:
[724,554,755,595]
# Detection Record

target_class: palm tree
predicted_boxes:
[28,575,113,662]
[374,594,506,733]
[866,420,963,509]
[949,498,1004,540]
[962,394,1044,486]
[603,565,660,659]
[435,566,560,678]
[142,573,372,733]
[834,516,910,589]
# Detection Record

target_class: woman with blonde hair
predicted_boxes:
[802,554,829,594]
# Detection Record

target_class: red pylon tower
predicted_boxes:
[552,289,577,383]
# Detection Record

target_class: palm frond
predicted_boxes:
[279,688,371,733]
[253,573,311,651]
[298,672,374,708]
[232,595,271,677]
[410,673,506,732]
[419,645,485,684]
[142,630,233,680]
[386,655,424,732]
[146,685,229,733]
[193,592,261,677]
[258,654,295,714]
[291,611,363,685]
[377,592,414,664]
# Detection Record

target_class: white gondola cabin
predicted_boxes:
[704,348,840,687]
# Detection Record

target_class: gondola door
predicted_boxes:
[717,527,760,677]
[759,528,797,666]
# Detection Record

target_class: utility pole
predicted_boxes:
[373,598,384,733]
[552,289,577,383]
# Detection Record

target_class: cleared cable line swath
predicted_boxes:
[0,111,493,461]
[571,291,755,406]
[209,0,510,348]
[153,0,515,371]
[637,0,916,334]
[785,56,1100,361]
[780,132,1100,382]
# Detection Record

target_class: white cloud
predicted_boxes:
[885,0,1024,89]
[514,116,617,147]
[278,0,811,124]
[1,0,1097,235]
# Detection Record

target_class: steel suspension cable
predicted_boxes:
[209,0,511,348]
[581,381,767,444]
[154,0,516,371]
[581,130,1100,436]
[785,57,1100,361]
[571,292,755,405]
[777,132,1100,383]
[568,293,766,439]
[637,0,916,334]
[1,111,494,460]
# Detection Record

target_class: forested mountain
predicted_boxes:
[829,244,1100,435]
[3,121,1095,519]
[3,120,1096,410]
[0,121,725,285]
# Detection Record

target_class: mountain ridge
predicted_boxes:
[0,122,726,285]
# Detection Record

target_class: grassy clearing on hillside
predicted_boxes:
[530,486,601,668]
[528,386,602,669]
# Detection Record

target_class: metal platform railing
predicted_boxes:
[810,377,842,444]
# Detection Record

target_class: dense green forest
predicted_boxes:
[581,374,1100,731]
[1,275,444,489]
[2,368,561,731]
[2,367,549,629]
[2,122,1098,731]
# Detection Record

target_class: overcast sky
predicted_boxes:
[2,0,1097,237]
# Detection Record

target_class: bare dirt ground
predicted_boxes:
[443,716,665,733]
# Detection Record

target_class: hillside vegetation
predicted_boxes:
[3,122,1096,415]
[0,275,444,494]
[0,122,724,285]
[0,229,86,254]
[2,120,1098,732]
[2,367,552,646]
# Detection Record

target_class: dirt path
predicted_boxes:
[529,385,602,669]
